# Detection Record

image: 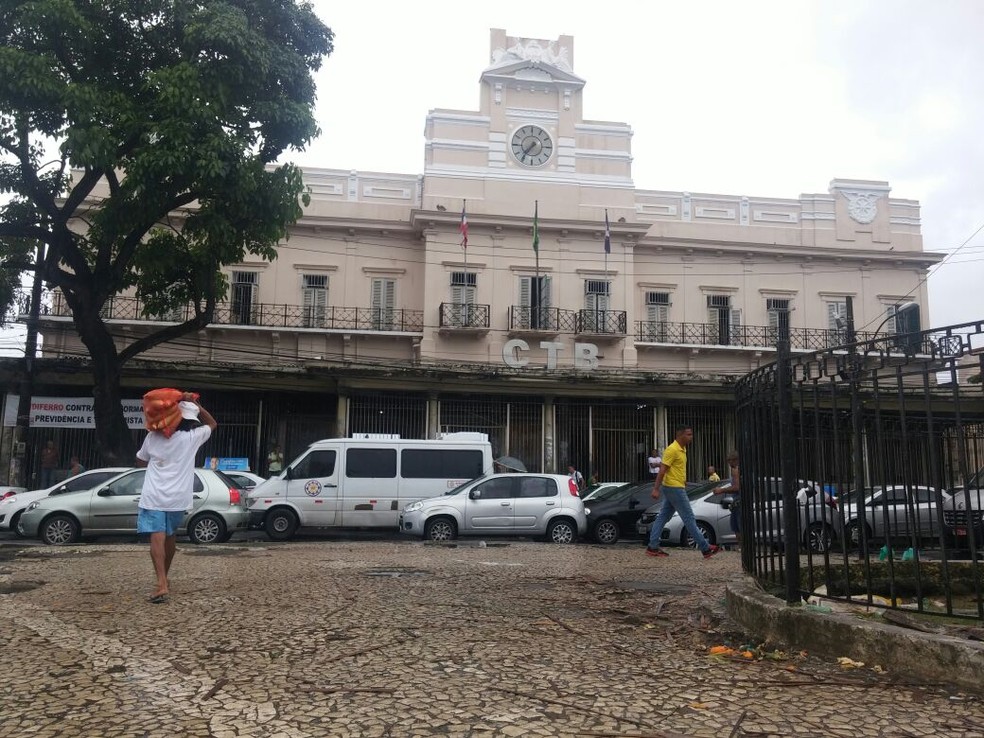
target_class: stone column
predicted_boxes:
[427,393,440,439]
[543,395,555,473]
[335,394,349,438]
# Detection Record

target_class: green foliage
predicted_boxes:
[0,0,332,460]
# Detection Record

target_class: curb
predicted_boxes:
[725,577,984,694]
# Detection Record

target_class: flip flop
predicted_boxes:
[148,594,169,604]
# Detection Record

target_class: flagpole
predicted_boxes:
[604,208,609,285]
[534,200,540,330]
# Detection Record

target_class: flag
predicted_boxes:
[532,201,539,253]
[459,202,468,249]
[604,209,611,254]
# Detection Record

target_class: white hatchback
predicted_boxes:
[399,473,587,543]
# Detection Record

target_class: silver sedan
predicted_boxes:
[18,468,249,545]
[635,481,737,548]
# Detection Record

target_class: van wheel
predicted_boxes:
[265,509,298,541]
[188,513,225,545]
[593,518,620,545]
[547,518,577,544]
[424,517,457,541]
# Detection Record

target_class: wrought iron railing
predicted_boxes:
[439,303,490,329]
[507,306,578,332]
[576,309,627,335]
[23,290,425,332]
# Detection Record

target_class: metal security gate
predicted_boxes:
[736,320,984,621]
[348,392,426,440]
[666,403,734,482]
[439,396,543,472]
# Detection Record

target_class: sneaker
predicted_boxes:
[645,547,669,557]
[703,545,722,559]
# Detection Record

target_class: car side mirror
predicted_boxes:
[469,489,482,500]
[97,488,112,497]
[284,467,293,480]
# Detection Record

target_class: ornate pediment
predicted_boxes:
[483,35,586,87]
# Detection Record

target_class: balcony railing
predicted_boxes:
[576,309,627,335]
[634,321,936,352]
[24,290,424,333]
[439,302,490,329]
[507,306,579,333]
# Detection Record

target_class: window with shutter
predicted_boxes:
[584,280,610,331]
[519,276,552,329]
[371,278,396,330]
[766,298,789,342]
[302,274,328,328]
[706,294,733,344]
[645,292,670,341]
[449,272,477,326]
[231,271,258,325]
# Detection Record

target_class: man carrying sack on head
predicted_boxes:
[136,391,217,603]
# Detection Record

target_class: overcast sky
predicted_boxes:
[2,0,980,356]
[295,0,983,330]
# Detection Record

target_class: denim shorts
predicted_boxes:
[137,508,186,536]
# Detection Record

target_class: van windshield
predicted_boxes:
[445,475,486,495]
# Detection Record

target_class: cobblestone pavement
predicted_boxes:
[1,539,982,738]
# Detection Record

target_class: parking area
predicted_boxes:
[1,536,982,737]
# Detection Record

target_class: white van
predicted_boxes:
[246,434,493,540]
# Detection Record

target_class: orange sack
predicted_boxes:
[143,388,199,437]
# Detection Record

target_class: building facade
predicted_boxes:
[11,30,942,484]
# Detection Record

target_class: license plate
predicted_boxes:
[956,527,967,536]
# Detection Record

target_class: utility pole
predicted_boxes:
[10,244,44,487]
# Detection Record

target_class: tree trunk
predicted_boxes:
[74,307,136,466]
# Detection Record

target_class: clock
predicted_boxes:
[511,125,553,167]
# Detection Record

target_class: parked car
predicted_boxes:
[224,471,267,491]
[18,468,249,545]
[942,471,984,551]
[399,473,586,543]
[585,481,654,544]
[834,485,951,549]
[751,478,838,552]
[0,486,26,501]
[580,482,630,503]
[635,480,736,548]
[0,468,129,536]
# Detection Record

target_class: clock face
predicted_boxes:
[511,125,553,167]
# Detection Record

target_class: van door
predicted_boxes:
[341,447,398,526]
[463,476,515,531]
[287,448,339,526]
[512,476,560,532]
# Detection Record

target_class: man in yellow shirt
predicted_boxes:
[645,425,722,559]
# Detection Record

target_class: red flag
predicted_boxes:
[459,202,468,249]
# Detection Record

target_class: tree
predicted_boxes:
[0,0,333,464]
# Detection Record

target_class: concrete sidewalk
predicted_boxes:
[0,540,981,737]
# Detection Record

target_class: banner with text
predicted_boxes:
[2,395,145,429]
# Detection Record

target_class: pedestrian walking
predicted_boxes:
[713,451,741,546]
[39,440,58,487]
[135,394,217,603]
[645,425,722,559]
[647,448,662,477]
[567,464,585,492]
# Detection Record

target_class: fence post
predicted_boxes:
[776,320,800,604]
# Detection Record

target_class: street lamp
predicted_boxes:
[871,302,919,338]
[872,302,920,353]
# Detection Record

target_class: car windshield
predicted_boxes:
[589,484,634,502]
[445,475,486,495]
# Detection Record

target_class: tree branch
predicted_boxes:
[108,191,200,283]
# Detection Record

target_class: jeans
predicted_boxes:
[40,467,54,489]
[647,485,711,553]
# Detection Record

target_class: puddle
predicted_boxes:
[0,580,45,594]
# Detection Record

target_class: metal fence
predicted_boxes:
[736,320,984,621]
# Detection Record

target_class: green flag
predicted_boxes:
[532,201,539,253]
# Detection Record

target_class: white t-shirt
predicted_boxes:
[648,455,662,475]
[137,425,212,512]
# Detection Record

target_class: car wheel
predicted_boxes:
[188,512,226,545]
[424,516,457,541]
[547,518,577,544]
[682,521,715,549]
[265,508,298,541]
[10,510,26,538]
[806,522,832,553]
[40,514,80,546]
[593,518,620,545]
